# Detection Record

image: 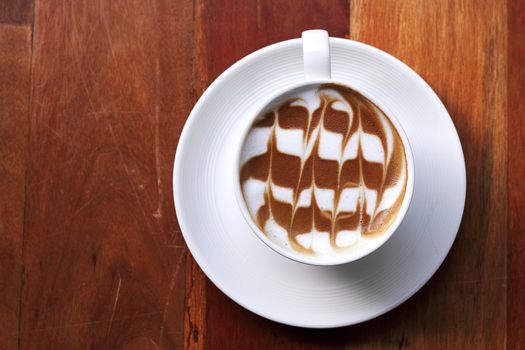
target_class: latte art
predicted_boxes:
[240,84,407,256]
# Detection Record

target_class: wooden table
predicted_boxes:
[0,0,522,348]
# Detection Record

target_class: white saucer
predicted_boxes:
[173,38,466,328]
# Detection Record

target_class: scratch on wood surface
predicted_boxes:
[153,58,163,220]
[22,311,164,334]
[165,244,185,249]
[99,0,117,65]
[88,110,142,116]
[256,0,262,30]
[102,89,161,246]
[148,338,160,350]
[46,191,105,238]
[45,124,61,139]
[106,275,122,342]
[71,50,97,116]
[106,121,142,204]
[158,252,184,342]
[68,6,98,117]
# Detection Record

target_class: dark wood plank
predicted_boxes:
[0,0,33,25]
[184,253,206,350]
[0,24,31,350]
[191,1,349,349]
[508,0,525,348]
[348,0,507,348]
[194,0,349,84]
[20,0,193,348]
[182,3,207,348]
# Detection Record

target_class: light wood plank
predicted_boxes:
[21,0,193,347]
[349,0,507,348]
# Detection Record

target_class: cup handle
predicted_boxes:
[302,30,331,80]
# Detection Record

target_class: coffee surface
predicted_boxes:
[240,84,407,256]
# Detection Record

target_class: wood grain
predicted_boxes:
[508,0,525,348]
[20,0,193,348]
[0,0,33,25]
[0,24,31,349]
[350,0,507,348]
[0,0,517,348]
[182,2,206,348]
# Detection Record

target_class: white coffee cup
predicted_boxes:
[233,30,415,266]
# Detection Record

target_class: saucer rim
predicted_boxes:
[173,37,466,328]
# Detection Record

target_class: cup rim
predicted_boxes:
[233,78,415,266]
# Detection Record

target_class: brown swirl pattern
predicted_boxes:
[240,84,407,255]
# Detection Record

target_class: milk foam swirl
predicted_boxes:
[240,84,407,256]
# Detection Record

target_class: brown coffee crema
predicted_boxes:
[240,84,407,255]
